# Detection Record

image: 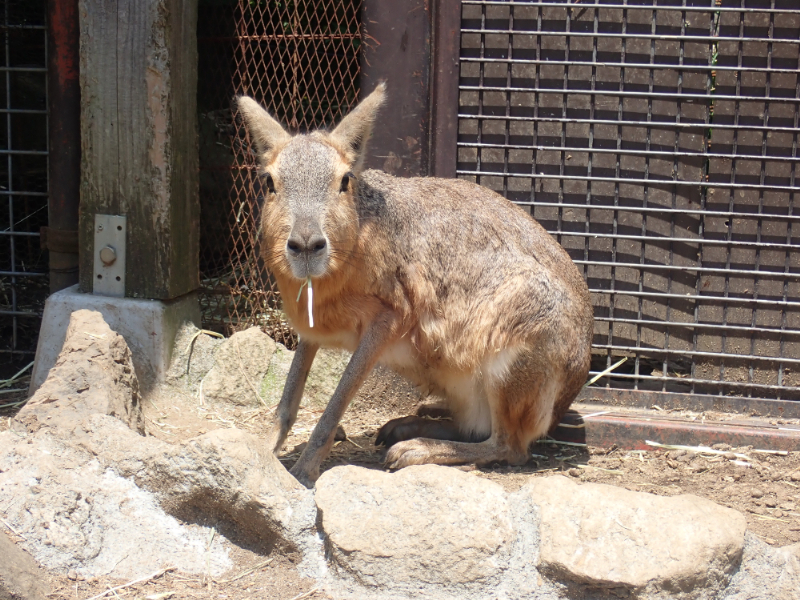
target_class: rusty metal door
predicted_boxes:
[453,0,800,403]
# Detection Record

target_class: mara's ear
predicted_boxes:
[236,96,291,160]
[329,82,386,172]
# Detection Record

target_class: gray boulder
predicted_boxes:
[13,309,145,436]
[201,326,276,405]
[721,536,800,600]
[315,465,515,597]
[521,475,746,597]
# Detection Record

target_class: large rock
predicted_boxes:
[0,428,232,579]
[14,309,144,436]
[1,312,318,581]
[721,536,800,600]
[0,413,316,580]
[193,326,423,413]
[202,326,277,405]
[314,465,514,595]
[522,475,746,596]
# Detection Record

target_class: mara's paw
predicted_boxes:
[384,438,439,470]
[375,415,427,448]
[289,463,319,489]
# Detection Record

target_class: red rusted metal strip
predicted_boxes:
[553,408,800,451]
[47,0,81,293]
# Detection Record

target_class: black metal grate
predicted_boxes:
[457,0,800,401]
[0,0,48,373]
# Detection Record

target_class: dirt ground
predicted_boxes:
[2,374,800,600]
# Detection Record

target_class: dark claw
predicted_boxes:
[334,424,347,442]
[375,415,422,448]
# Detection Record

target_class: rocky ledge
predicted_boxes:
[1,310,797,600]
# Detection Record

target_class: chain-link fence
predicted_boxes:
[197,0,362,347]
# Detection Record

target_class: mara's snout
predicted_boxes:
[238,82,594,488]
[285,219,329,280]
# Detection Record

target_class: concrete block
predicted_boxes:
[29,285,200,395]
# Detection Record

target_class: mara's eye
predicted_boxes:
[265,173,276,194]
[340,172,354,193]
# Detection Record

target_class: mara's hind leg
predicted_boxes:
[384,357,565,470]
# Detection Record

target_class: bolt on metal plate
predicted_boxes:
[93,214,126,297]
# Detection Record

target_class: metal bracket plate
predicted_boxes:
[93,214,126,297]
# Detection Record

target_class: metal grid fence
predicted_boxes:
[0,1,48,371]
[197,0,362,346]
[457,0,800,401]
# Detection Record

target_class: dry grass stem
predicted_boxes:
[216,558,274,584]
[83,567,175,600]
[285,586,319,600]
[646,440,752,461]
[538,439,587,448]
[583,358,627,388]
[1,517,25,539]
[0,361,33,389]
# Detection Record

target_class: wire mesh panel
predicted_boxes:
[0,1,48,372]
[457,0,800,401]
[197,0,362,346]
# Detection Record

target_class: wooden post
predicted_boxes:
[78,0,199,299]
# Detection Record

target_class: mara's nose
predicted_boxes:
[287,232,327,256]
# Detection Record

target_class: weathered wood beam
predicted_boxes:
[79,0,199,299]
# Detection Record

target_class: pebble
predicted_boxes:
[67,570,78,581]
[765,498,778,508]
[791,471,800,482]
[751,488,765,498]
[568,468,581,478]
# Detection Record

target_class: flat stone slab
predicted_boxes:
[523,475,747,595]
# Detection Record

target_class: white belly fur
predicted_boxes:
[377,339,493,437]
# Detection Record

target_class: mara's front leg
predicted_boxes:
[290,312,400,488]
[265,340,319,455]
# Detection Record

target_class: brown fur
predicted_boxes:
[237,84,594,487]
